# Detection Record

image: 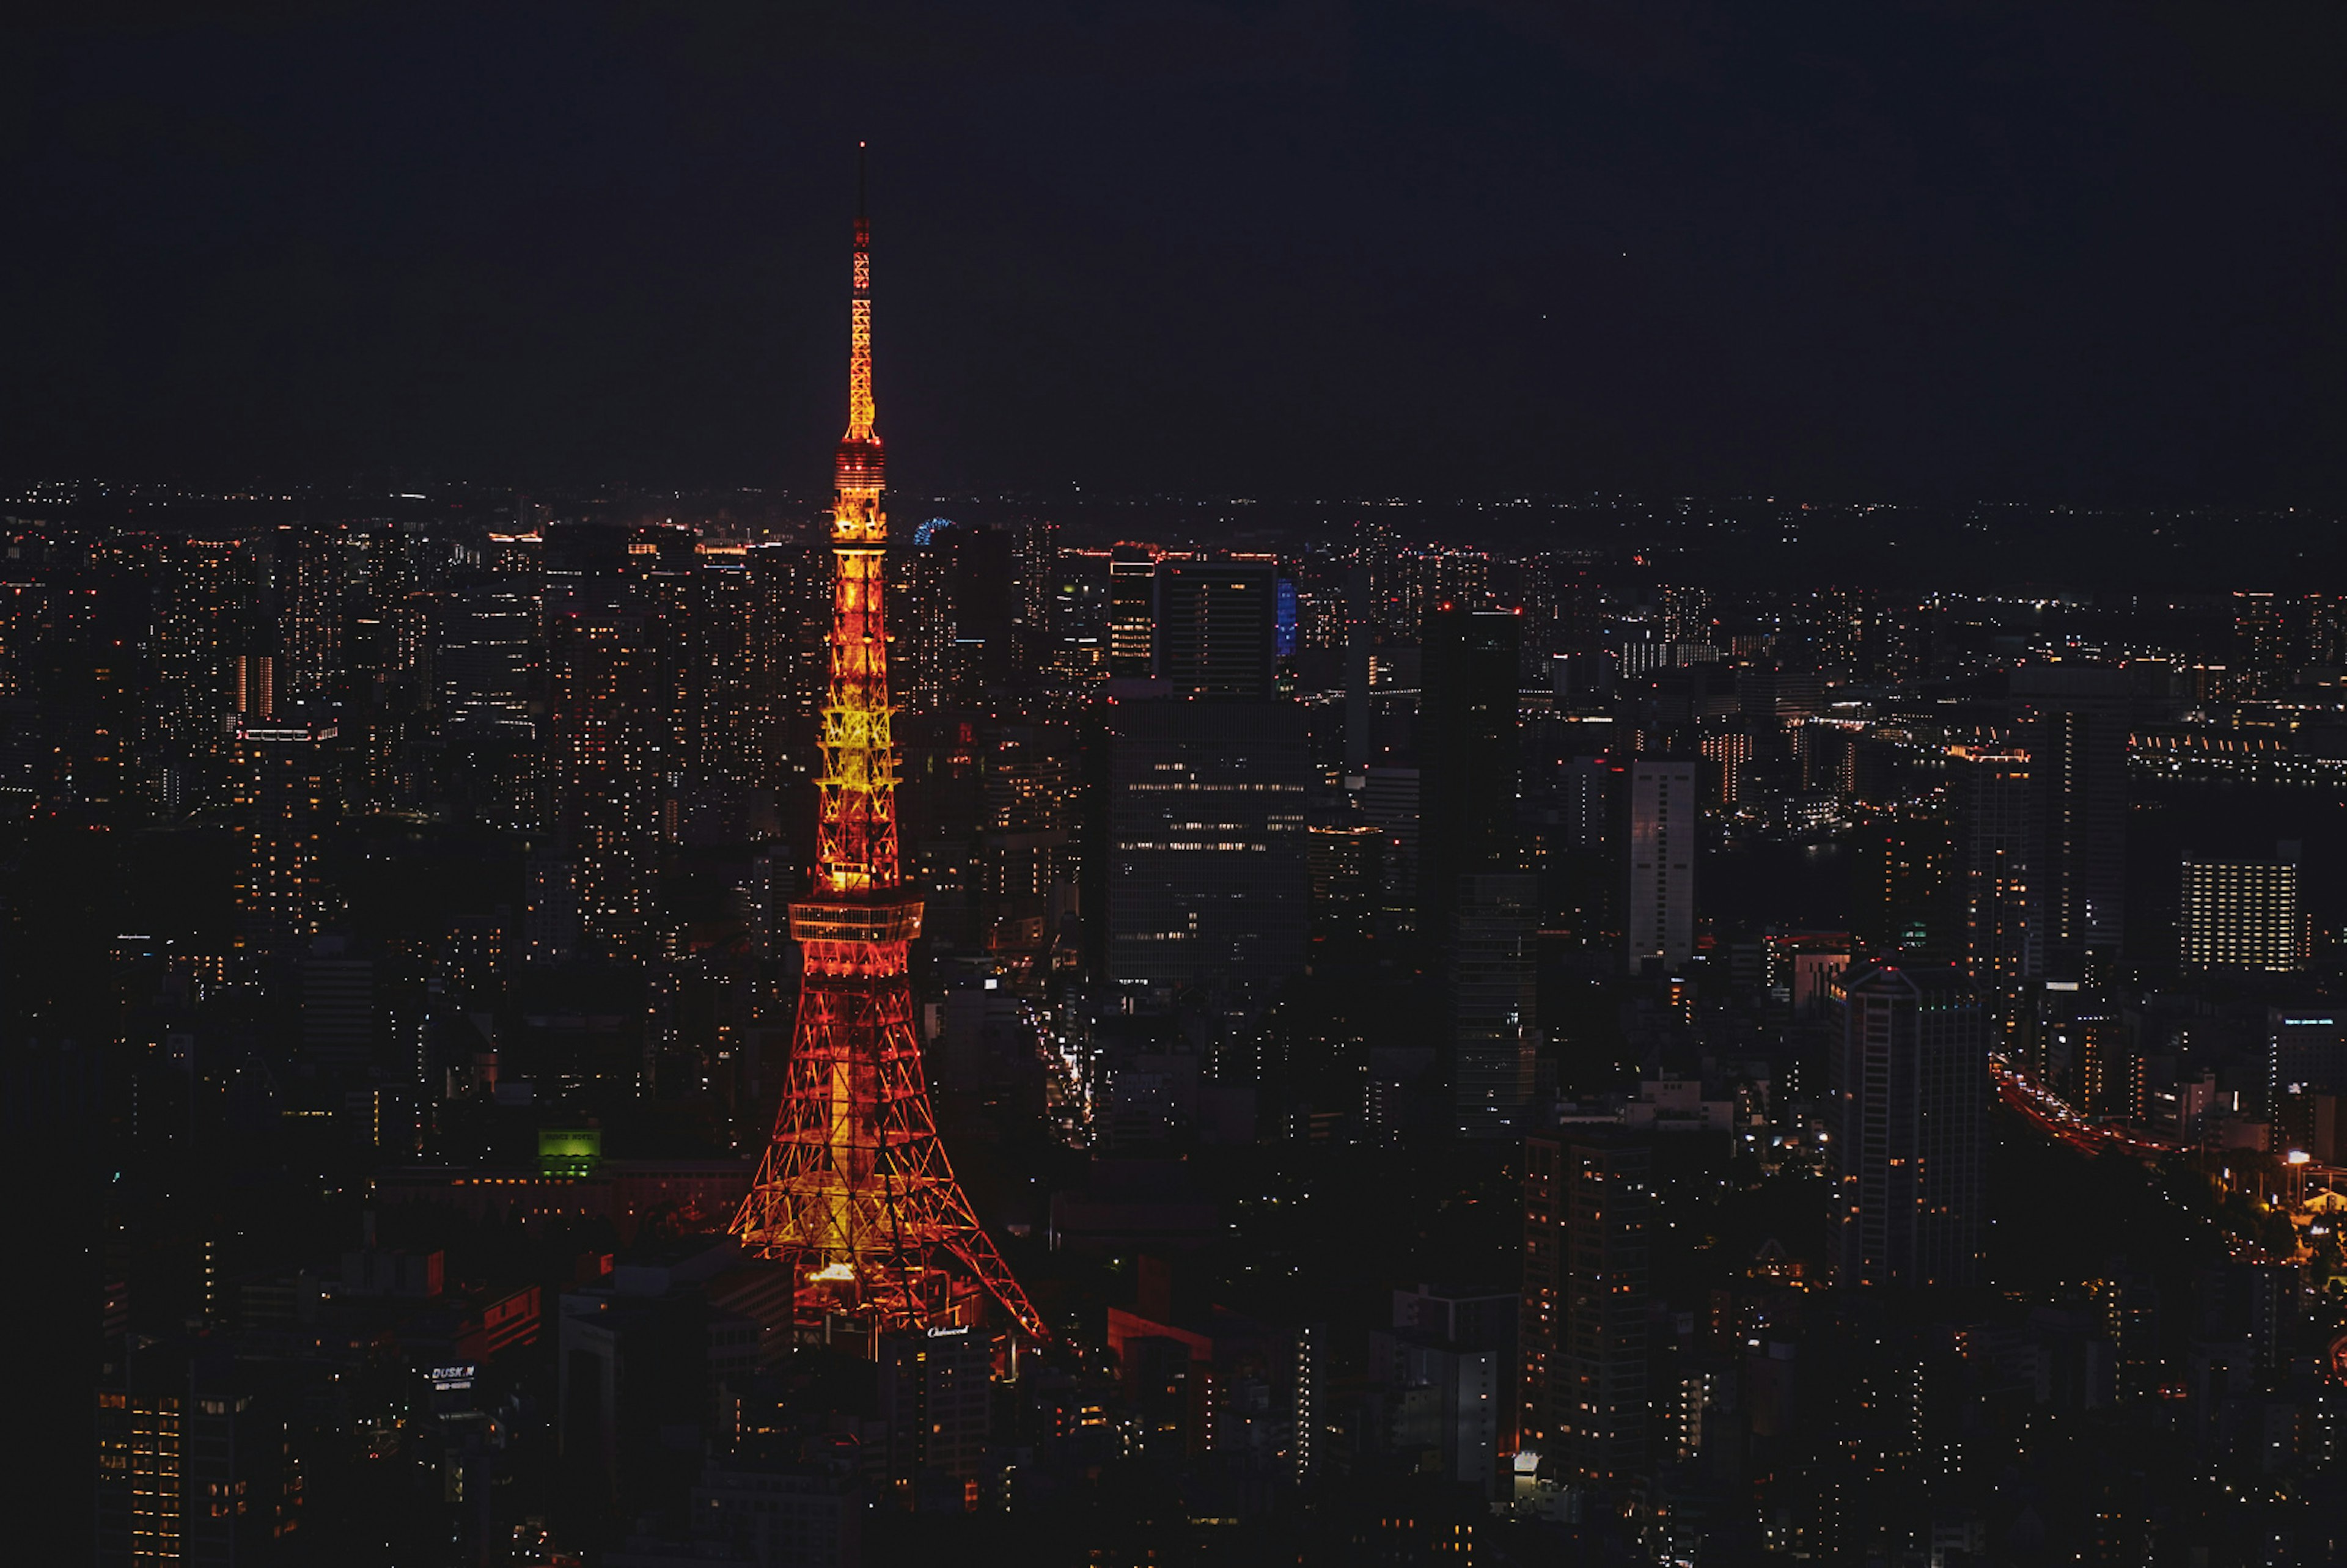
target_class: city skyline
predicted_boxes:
[17,8,2347,1565]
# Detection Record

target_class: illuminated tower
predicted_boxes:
[733,156,1045,1342]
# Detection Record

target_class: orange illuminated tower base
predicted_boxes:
[732,155,1044,1344]
[734,895,1042,1339]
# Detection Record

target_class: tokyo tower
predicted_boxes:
[732,152,1046,1343]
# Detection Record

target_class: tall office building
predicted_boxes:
[1452,873,1540,1138]
[2181,845,2304,973]
[1626,757,1695,976]
[1107,549,1157,678]
[1307,819,1381,950]
[1153,557,1280,697]
[97,1343,303,1567]
[1393,1283,1521,1453]
[2268,1009,2347,1107]
[1104,695,1310,1016]
[936,522,1019,696]
[1419,606,1521,941]
[2010,664,2134,980]
[1521,1131,1649,1487]
[1361,765,1422,940]
[1048,546,1112,684]
[437,579,541,739]
[1830,961,1987,1289]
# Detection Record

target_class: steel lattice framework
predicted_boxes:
[733,157,1046,1343]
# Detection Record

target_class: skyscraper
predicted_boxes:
[2234,590,2287,692]
[2181,844,2304,973]
[1830,960,1986,1289]
[1343,562,1372,777]
[1104,695,1310,1016]
[1948,746,2037,998]
[546,600,656,961]
[232,712,336,951]
[876,1325,994,1493]
[154,535,251,810]
[1152,557,1280,698]
[97,1343,302,1566]
[2010,664,2134,981]
[1521,1131,1649,1486]
[1626,757,1695,976]
[1107,549,1157,678]
[437,577,540,739]
[746,541,831,781]
[1452,873,1540,1137]
[1419,606,1521,942]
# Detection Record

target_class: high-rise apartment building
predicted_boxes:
[1521,1131,1649,1487]
[273,523,350,701]
[2181,845,2304,973]
[1626,757,1695,976]
[232,714,336,950]
[155,536,252,810]
[1854,803,1958,961]
[2234,590,2288,691]
[888,538,956,712]
[1104,695,1309,1016]
[1011,517,1057,665]
[688,556,759,784]
[746,543,831,782]
[1830,961,1986,1289]
[547,600,658,961]
[1393,547,1491,629]
[1948,746,2036,998]
[1658,584,1713,645]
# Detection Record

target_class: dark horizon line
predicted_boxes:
[1,475,2338,521]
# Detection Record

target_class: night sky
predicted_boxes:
[5,2,2346,505]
